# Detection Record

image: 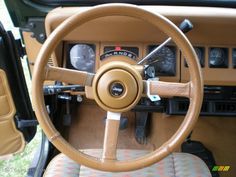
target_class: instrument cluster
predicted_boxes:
[66,43,178,77]
[100,46,139,61]
[66,43,236,77]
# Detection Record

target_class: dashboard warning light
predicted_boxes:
[115,46,122,51]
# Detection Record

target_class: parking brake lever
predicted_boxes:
[137,19,193,65]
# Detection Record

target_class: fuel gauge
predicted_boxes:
[209,48,228,68]
[232,48,236,68]
[185,47,205,67]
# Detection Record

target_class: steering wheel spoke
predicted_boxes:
[144,80,192,98]
[45,65,94,86]
[102,112,121,160]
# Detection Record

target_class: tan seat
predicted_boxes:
[44,149,211,177]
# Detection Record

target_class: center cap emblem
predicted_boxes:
[110,82,124,97]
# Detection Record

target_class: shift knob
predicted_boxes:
[179,19,193,33]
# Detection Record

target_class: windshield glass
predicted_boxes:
[31,0,236,8]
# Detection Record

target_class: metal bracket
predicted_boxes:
[22,18,46,44]
[146,78,161,102]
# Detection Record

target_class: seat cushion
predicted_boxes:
[44,149,212,177]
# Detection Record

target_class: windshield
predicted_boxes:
[31,0,236,8]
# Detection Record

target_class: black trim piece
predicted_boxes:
[0,22,36,142]
[31,0,236,8]
[43,85,85,95]
[167,86,236,116]
[132,98,165,112]
[23,18,46,44]
[167,99,236,116]
[16,119,39,128]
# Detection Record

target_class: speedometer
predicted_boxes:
[148,45,176,76]
[69,44,96,73]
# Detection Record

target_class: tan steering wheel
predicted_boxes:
[32,3,203,172]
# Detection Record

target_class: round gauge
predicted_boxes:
[150,46,176,76]
[232,49,236,68]
[69,44,95,73]
[209,48,227,67]
[184,47,204,68]
[194,47,204,67]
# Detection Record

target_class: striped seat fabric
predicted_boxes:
[44,149,212,177]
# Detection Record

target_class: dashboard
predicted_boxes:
[44,6,236,86]
[64,42,236,85]
[44,6,236,116]
[66,43,178,76]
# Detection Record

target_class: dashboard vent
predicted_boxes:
[167,99,236,116]
[215,102,236,113]
[48,57,53,66]
[172,101,208,114]
[201,102,209,113]
[178,101,189,112]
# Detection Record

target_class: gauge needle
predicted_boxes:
[137,19,193,65]
[146,58,162,66]
[138,38,171,65]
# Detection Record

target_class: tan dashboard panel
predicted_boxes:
[0,70,25,156]
[46,6,236,44]
[46,6,236,85]
[23,32,41,74]
[23,32,56,85]
[23,31,61,68]
[182,46,236,85]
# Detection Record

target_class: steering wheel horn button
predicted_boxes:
[110,82,125,97]
[92,61,143,112]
